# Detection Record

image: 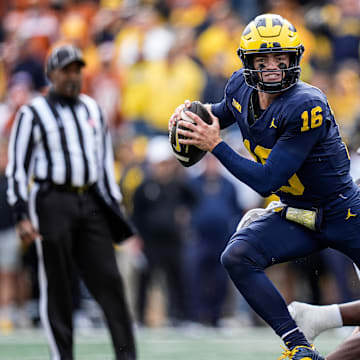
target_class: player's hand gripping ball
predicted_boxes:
[169,101,212,167]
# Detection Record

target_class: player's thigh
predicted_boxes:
[325,208,360,270]
[229,212,323,267]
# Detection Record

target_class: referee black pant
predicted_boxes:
[30,182,136,360]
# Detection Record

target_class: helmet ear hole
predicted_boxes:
[238,51,254,70]
[247,54,255,69]
[299,45,305,56]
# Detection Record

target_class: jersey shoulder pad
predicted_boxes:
[282,83,328,132]
[286,82,327,108]
[225,68,246,96]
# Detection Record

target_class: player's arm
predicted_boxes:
[214,122,326,197]
[210,98,237,129]
[326,332,360,360]
[339,301,360,326]
[178,101,326,197]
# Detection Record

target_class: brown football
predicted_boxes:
[169,101,212,167]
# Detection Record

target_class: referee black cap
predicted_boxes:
[46,44,86,75]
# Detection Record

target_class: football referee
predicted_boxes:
[6,44,136,360]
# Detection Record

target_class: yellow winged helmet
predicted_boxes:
[237,14,304,93]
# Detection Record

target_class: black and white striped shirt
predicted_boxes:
[6,91,121,220]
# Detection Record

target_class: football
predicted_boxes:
[169,101,212,167]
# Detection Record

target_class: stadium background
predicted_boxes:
[0,0,359,358]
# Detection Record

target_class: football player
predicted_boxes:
[169,13,360,360]
[289,300,360,360]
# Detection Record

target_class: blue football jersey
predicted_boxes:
[211,69,353,209]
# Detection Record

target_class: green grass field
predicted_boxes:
[0,325,352,360]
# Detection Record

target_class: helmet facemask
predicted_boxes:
[238,46,304,93]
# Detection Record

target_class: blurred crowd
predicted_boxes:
[0,0,360,334]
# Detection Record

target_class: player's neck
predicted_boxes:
[257,90,280,110]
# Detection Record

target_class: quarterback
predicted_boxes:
[170,14,360,360]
